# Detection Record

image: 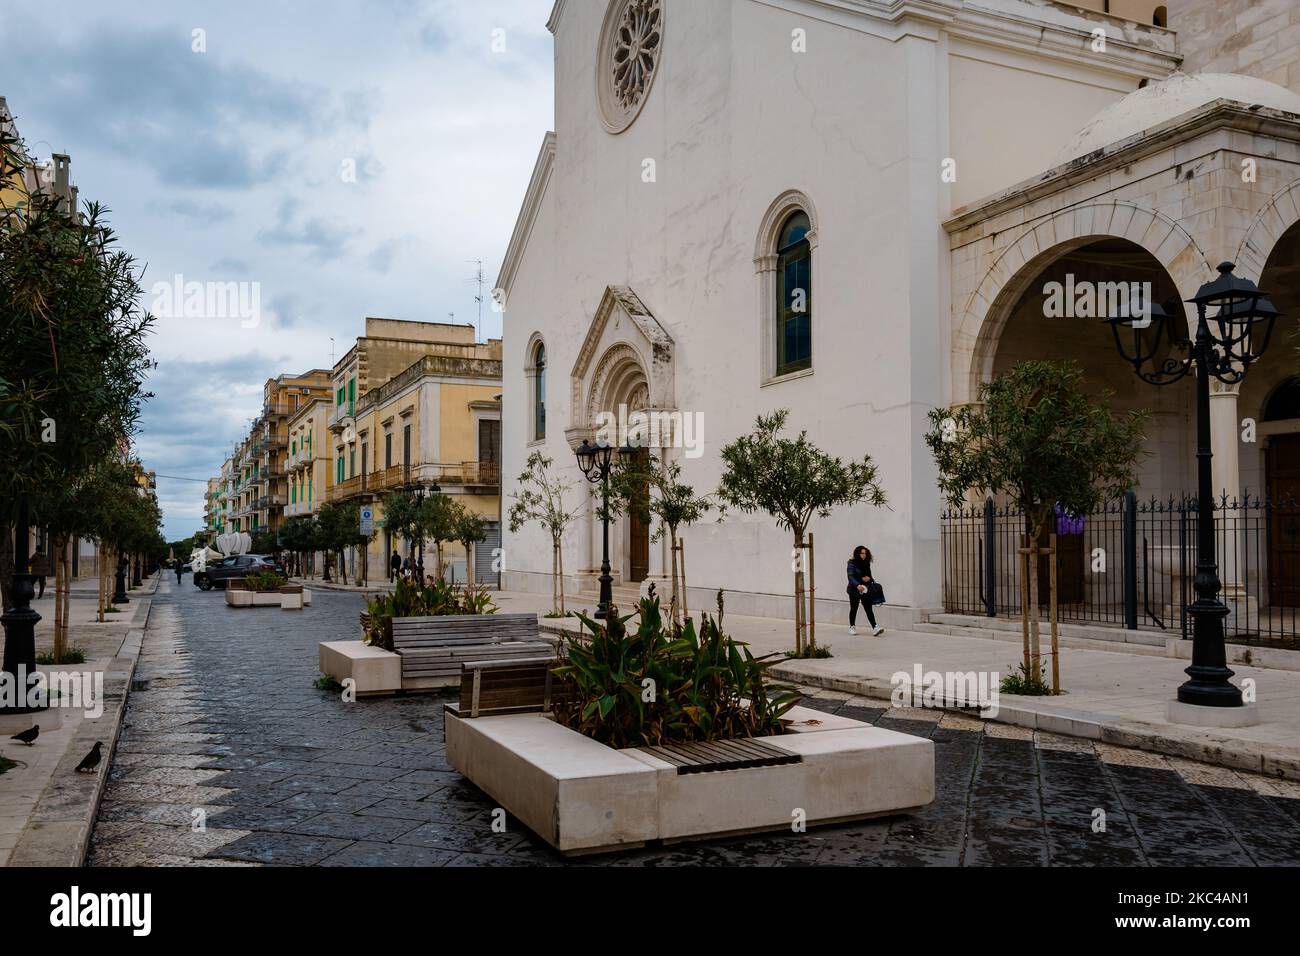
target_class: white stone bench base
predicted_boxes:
[446,704,935,856]
[318,641,402,696]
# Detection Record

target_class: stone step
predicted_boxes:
[911,621,1168,658]
[929,612,1169,647]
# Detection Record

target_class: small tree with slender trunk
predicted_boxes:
[613,455,723,624]
[380,489,422,565]
[453,507,487,585]
[508,452,582,616]
[924,359,1149,684]
[718,410,887,655]
[420,492,462,582]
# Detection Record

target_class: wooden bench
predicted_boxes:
[391,613,552,685]
[457,657,559,718]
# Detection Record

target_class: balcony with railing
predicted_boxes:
[329,400,356,431]
[263,399,299,419]
[331,475,364,501]
[360,461,501,494]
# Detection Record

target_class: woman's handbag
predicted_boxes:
[866,581,886,606]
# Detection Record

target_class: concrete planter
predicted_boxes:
[446,704,934,856]
[280,586,304,610]
[318,641,402,696]
[225,589,282,608]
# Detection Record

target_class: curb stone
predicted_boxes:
[768,661,1300,782]
[6,598,152,866]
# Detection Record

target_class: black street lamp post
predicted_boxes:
[576,438,638,619]
[1,498,41,717]
[1105,262,1281,709]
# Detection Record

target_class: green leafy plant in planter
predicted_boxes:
[36,647,86,665]
[552,596,801,749]
[244,571,288,593]
[362,577,498,652]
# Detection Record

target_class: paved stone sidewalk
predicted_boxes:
[84,579,1300,867]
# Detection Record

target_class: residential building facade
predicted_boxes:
[326,319,503,584]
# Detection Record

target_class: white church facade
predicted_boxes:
[498,0,1300,630]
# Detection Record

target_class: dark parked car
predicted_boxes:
[194,554,286,591]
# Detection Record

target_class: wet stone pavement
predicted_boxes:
[87,578,1300,867]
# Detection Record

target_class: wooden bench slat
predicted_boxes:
[638,738,801,775]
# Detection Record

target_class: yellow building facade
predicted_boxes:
[285,397,332,521]
[326,320,503,584]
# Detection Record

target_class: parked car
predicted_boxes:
[194,554,286,591]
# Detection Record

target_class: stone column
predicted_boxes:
[1209,379,1248,626]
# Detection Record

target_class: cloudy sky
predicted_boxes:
[2,0,554,539]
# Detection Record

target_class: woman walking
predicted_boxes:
[846,545,883,636]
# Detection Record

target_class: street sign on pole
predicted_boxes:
[360,506,374,536]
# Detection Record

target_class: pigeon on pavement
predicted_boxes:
[9,725,39,746]
[74,741,103,773]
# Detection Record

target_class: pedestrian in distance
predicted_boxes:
[175,561,184,585]
[390,550,402,582]
[847,544,884,637]
[29,547,50,599]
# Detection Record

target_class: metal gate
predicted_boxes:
[475,521,501,589]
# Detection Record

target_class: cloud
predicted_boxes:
[258,197,353,261]
[157,198,234,223]
[6,22,351,190]
[136,352,293,537]
[0,0,556,538]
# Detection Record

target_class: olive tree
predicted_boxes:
[719,410,887,654]
[924,359,1149,679]
[614,455,723,624]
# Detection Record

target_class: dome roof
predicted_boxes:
[1055,72,1300,165]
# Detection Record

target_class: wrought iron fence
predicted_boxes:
[941,492,1300,648]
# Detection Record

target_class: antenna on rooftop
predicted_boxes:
[469,258,485,343]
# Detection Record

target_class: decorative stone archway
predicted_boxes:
[567,286,675,446]
[954,200,1215,407]
[568,286,676,593]
[1235,177,1300,282]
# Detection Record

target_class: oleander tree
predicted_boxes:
[924,359,1149,678]
[0,129,154,613]
[508,452,582,616]
[719,410,887,656]
[0,119,153,698]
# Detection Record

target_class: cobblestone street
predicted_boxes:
[86,579,1300,867]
